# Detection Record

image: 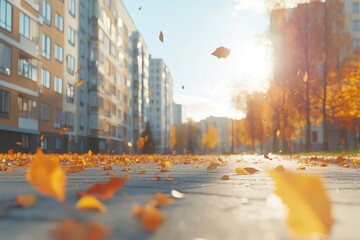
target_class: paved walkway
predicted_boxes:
[0,155,359,240]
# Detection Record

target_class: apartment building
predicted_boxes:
[149,57,173,153]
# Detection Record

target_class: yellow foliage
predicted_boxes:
[201,125,220,149]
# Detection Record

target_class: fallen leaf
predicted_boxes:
[76,80,86,88]
[207,163,220,170]
[154,192,174,206]
[211,46,231,58]
[77,177,125,200]
[342,163,349,168]
[264,153,272,160]
[269,170,333,236]
[244,167,259,174]
[26,149,66,202]
[171,189,185,199]
[138,170,146,175]
[50,219,110,240]
[274,165,285,172]
[297,166,306,170]
[140,204,165,232]
[165,177,173,181]
[154,176,161,181]
[221,175,230,180]
[164,160,171,168]
[76,195,106,213]
[159,31,164,43]
[17,194,37,208]
[235,167,248,174]
[65,166,85,173]
[103,166,112,171]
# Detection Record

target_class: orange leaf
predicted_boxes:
[221,175,230,180]
[211,46,231,58]
[65,166,85,173]
[244,167,259,174]
[148,90,152,97]
[297,165,306,170]
[138,138,144,149]
[159,31,164,43]
[26,149,66,202]
[16,141,23,146]
[76,80,85,88]
[154,192,174,207]
[140,204,164,232]
[77,177,125,200]
[17,194,37,208]
[274,165,285,172]
[269,170,333,236]
[50,219,110,240]
[76,195,106,213]
[8,149,14,155]
[207,163,220,170]
[75,66,83,75]
[154,176,161,181]
[103,166,112,171]
[40,134,45,141]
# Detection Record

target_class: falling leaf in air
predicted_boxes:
[276,129,281,137]
[211,46,231,59]
[40,134,45,141]
[16,142,23,146]
[207,163,220,170]
[182,85,184,90]
[171,190,185,199]
[26,149,66,202]
[303,71,309,83]
[269,170,333,236]
[297,165,306,170]
[17,194,37,208]
[77,177,126,200]
[76,195,106,213]
[159,31,164,43]
[50,219,110,240]
[75,66,83,75]
[138,138,144,149]
[221,175,230,180]
[140,204,165,231]
[138,6,142,10]
[76,80,86,88]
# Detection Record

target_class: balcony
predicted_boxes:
[18,117,38,131]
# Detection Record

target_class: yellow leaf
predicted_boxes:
[76,80,85,88]
[303,71,309,83]
[269,170,333,236]
[211,46,231,59]
[26,149,66,202]
[76,195,106,213]
[235,167,248,174]
[159,31,164,43]
[276,129,281,137]
[17,194,37,208]
[297,165,306,170]
[164,160,171,168]
[207,163,220,170]
[342,163,349,168]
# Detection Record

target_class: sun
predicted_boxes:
[230,42,272,93]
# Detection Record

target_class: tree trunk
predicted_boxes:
[304,4,312,152]
[322,1,329,151]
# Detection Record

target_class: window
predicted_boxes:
[18,58,37,81]
[80,14,85,32]
[41,103,50,120]
[54,108,62,128]
[18,96,37,119]
[55,137,62,150]
[67,54,75,74]
[0,0,12,32]
[54,76,63,94]
[354,39,360,49]
[312,131,318,143]
[63,112,74,131]
[66,84,74,102]
[79,90,84,106]
[42,0,51,25]
[68,27,75,45]
[79,114,84,130]
[69,0,75,17]
[104,36,110,53]
[0,42,11,76]
[0,89,10,118]
[55,13,63,31]
[20,12,30,39]
[99,140,106,150]
[41,34,51,59]
[41,136,48,150]
[21,134,30,149]
[54,44,63,62]
[41,69,50,88]
[353,2,360,13]
[352,20,360,31]
[80,41,85,57]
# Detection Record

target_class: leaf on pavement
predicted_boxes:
[65,166,85,173]
[244,167,259,174]
[269,170,333,236]
[138,203,165,232]
[207,163,220,170]
[77,177,125,200]
[297,165,306,170]
[264,153,272,160]
[235,167,259,174]
[26,149,66,202]
[221,175,230,180]
[17,194,37,208]
[50,219,110,240]
[76,195,106,213]
[154,192,174,207]
[274,165,285,172]
[211,46,231,58]
[103,166,112,171]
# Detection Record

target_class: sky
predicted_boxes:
[122,0,271,122]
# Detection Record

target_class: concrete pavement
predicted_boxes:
[0,155,359,240]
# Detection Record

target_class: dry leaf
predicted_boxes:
[103,166,112,171]
[40,134,45,141]
[269,170,333,236]
[26,149,66,202]
[171,189,185,199]
[75,66,83,75]
[159,31,164,43]
[50,219,110,240]
[140,203,165,232]
[164,160,171,168]
[211,46,231,58]
[297,166,306,170]
[8,149,14,155]
[207,163,220,170]
[154,192,174,207]
[264,153,272,160]
[221,175,230,180]
[17,194,37,208]
[16,142,23,146]
[244,167,259,174]
[66,166,85,173]
[276,129,281,137]
[274,165,285,172]
[76,80,85,88]
[303,71,309,83]
[235,167,258,174]
[77,177,125,200]
[342,163,349,168]
[76,195,106,213]
[138,138,144,149]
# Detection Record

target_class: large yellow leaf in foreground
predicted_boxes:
[26,149,66,202]
[269,170,333,237]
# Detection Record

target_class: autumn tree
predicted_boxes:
[201,125,220,152]
[169,124,177,152]
[141,122,155,154]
